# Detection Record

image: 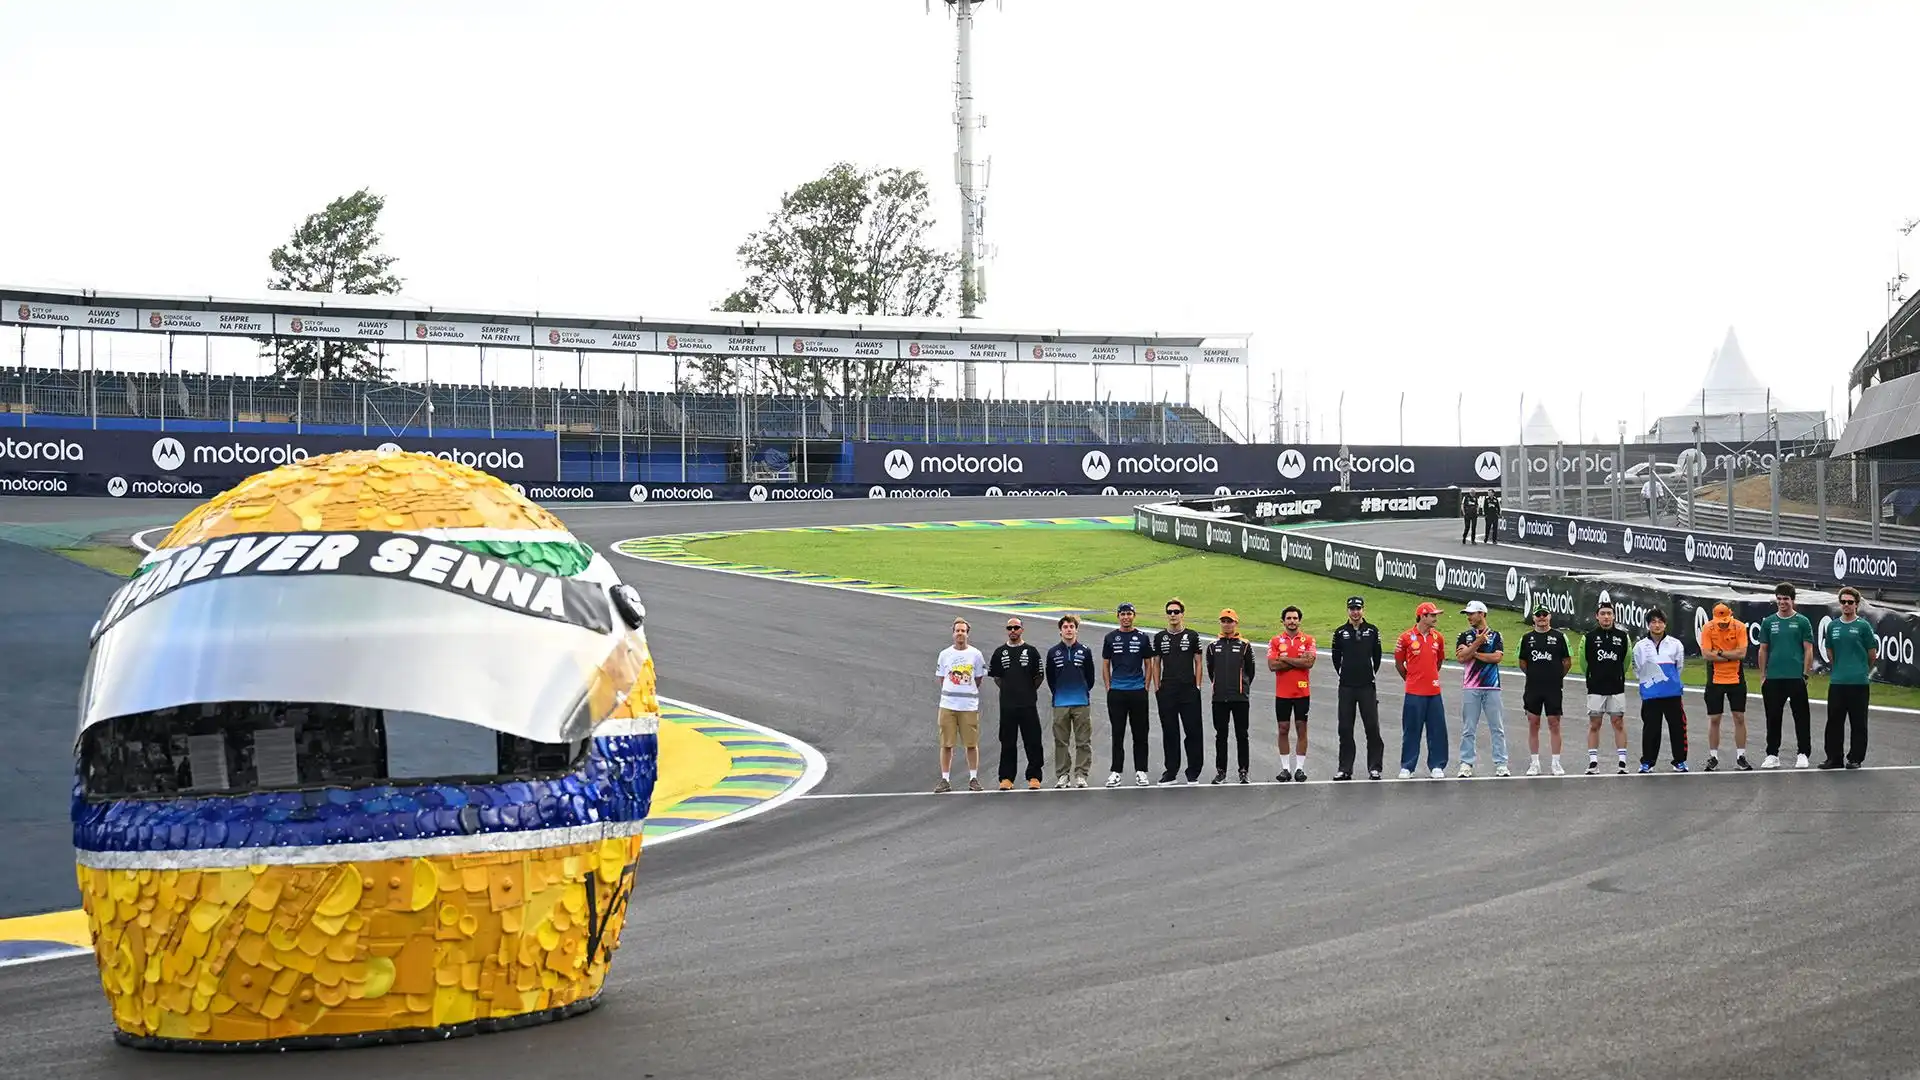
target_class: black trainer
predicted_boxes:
[1158,770,1178,785]
[1211,770,1227,785]
[1704,757,1720,772]
[1845,761,1863,770]
[1735,755,1753,771]
[1818,758,1844,770]
[1275,771,1291,783]
[1333,771,1352,781]
[1238,769,1250,784]
[1293,768,1306,783]
[1368,770,1382,780]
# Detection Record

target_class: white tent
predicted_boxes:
[1650,327,1827,443]
[1519,402,1563,445]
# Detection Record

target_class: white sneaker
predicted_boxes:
[1398,768,1414,779]
[1457,763,1474,778]
[1551,760,1566,776]
[1494,764,1511,777]
[1525,760,1541,777]
[1761,755,1780,769]
[1135,770,1149,787]
[1430,767,1446,780]
[1073,776,1088,788]
[1105,772,1122,788]
[1055,776,1069,789]
[1795,754,1811,769]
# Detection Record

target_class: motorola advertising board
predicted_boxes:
[855,443,1506,490]
[1186,488,1461,527]
[0,430,559,483]
[1498,508,1920,591]
[1502,441,1829,485]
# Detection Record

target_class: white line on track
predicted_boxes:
[797,762,1920,799]
[613,532,1920,719]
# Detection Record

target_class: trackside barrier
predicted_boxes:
[1134,500,1920,687]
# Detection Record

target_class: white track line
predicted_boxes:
[612,528,1920,720]
[646,695,828,847]
[798,762,1920,799]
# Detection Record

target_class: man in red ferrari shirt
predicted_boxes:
[1394,602,1450,779]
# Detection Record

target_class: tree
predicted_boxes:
[262,188,403,379]
[696,163,960,398]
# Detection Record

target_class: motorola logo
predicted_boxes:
[868,485,887,499]
[1435,558,1448,591]
[1101,485,1119,496]
[1214,485,1232,496]
[749,484,768,502]
[883,449,914,480]
[1081,451,1112,480]
[1622,527,1634,554]
[1685,534,1696,562]
[1374,551,1385,581]
[630,485,648,503]
[511,483,526,497]
[1474,451,1503,481]
[107,476,128,498]
[1276,448,1307,479]
[376,442,403,455]
[1753,542,1766,572]
[151,437,186,472]
[986,485,1004,497]
[1505,566,1519,601]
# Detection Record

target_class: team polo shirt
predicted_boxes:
[1699,618,1749,685]
[1757,612,1815,681]
[987,642,1044,708]
[1825,617,1879,686]
[1102,628,1151,691]
[1519,629,1569,688]
[1394,627,1445,696]
[1583,626,1631,696]
[1045,642,1096,707]
[1152,628,1203,693]
[1267,632,1315,699]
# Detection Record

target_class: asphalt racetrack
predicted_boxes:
[4,496,1919,1079]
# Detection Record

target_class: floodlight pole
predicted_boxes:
[949,0,989,400]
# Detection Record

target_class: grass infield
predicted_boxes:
[51,544,145,578]
[688,523,1920,711]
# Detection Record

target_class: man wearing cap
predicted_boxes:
[1152,598,1206,785]
[1756,582,1815,769]
[1482,491,1501,544]
[1267,605,1315,782]
[1330,595,1385,780]
[1461,490,1480,545]
[1821,585,1878,770]
[1394,602,1450,779]
[1102,603,1154,788]
[1045,614,1097,788]
[1454,600,1510,778]
[988,617,1046,790]
[1206,608,1258,783]
[1519,606,1572,776]
[1698,602,1752,771]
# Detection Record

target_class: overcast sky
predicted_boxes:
[3,0,1917,446]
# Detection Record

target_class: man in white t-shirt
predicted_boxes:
[935,618,989,792]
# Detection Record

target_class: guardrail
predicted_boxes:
[1676,496,1920,546]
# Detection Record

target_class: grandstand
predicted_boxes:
[2,365,1235,482]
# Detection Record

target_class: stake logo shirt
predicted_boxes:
[936,645,988,712]
[1102,628,1152,691]
[1519,629,1570,689]
[1395,627,1445,696]
[1583,626,1632,696]
[1267,632,1315,698]
[1457,627,1504,690]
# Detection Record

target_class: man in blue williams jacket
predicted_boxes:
[1046,614,1098,788]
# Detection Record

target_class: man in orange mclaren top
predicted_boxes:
[1267,605,1315,783]
[1698,603,1752,771]
[1394,602,1450,779]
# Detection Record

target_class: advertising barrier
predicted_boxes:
[854,442,1505,490]
[0,430,558,483]
[1134,501,1920,686]
[1181,488,1462,527]
[1497,508,1920,592]
[0,473,1308,502]
[1501,441,1829,486]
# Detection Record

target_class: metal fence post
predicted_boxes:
[1871,460,1882,544]
[1816,457,1828,541]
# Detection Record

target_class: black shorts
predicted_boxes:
[1522,686,1563,717]
[1275,697,1309,723]
[1705,682,1747,714]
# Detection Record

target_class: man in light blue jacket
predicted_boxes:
[1633,608,1689,773]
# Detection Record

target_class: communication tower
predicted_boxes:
[936,0,997,398]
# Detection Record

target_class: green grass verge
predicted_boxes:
[51,544,144,577]
[687,525,1920,710]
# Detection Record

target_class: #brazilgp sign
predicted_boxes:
[0,430,557,483]
[852,443,1506,490]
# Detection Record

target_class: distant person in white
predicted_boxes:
[934,618,989,793]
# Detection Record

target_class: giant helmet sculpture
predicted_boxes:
[71,450,658,1048]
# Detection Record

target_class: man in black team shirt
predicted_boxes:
[1482,491,1501,544]
[1102,603,1154,788]
[1206,608,1259,784]
[1519,605,1572,776]
[1582,601,1633,774]
[988,617,1046,790]
[1151,597,1205,785]
[1329,595,1385,780]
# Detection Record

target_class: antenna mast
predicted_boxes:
[943,0,992,399]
